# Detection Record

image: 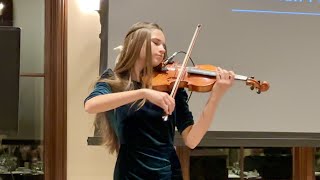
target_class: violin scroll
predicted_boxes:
[246,76,270,94]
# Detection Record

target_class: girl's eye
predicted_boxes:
[153,41,160,46]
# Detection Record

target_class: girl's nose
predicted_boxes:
[159,44,166,54]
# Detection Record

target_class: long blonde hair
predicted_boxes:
[94,22,165,154]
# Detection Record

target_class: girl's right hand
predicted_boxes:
[143,89,175,115]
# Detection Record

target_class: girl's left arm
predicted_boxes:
[181,68,235,149]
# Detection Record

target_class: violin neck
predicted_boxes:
[187,67,247,81]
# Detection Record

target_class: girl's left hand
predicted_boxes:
[211,67,235,94]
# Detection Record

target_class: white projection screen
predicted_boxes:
[107,0,320,133]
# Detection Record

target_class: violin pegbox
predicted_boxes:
[246,77,270,94]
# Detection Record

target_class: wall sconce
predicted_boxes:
[0,2,4,16]
[78,0,100,12]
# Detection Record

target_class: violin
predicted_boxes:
[153,24,269,121]
[152,62,270,94]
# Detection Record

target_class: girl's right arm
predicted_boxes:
[85,89,146,113]
[85,89,175,115]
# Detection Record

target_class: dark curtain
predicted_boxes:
[98,0,109,75]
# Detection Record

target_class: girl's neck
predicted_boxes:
[132,61,144,82]
[131,69,141,82]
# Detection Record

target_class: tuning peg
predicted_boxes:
[257,89,261,94]
[251,76,255,79]
[250,85,254,90]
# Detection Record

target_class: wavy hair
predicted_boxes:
[94,22,166,154]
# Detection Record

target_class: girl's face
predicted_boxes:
[138,29,166,67]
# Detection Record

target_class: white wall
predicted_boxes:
[67,0,116,179]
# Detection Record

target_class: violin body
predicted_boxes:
[152,63,217,92]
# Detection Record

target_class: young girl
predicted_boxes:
[84,22,235,180]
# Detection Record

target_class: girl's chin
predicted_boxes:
[152,59,163,67]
